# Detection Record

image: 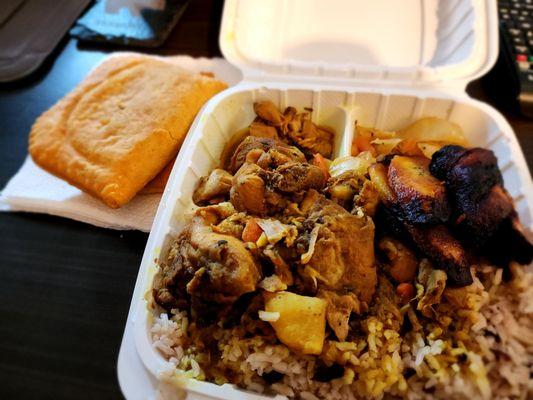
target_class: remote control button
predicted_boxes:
[511,9,519,15]
[517,54,528,62]
[514,37,526,45]
[527,74,533,81]
[509,28,522,36]
[516,46,529,54]
[518,15,527,21]
[528,55,533,62]
[519,61,530,70]
[521,22,532,29]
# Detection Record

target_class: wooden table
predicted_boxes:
[0,1,531,399]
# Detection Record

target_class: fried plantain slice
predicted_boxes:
[388,156,450,224]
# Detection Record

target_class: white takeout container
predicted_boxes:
[118,1,533,399]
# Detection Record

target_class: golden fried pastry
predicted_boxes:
[29,55,227,208]
[140,158,175,194]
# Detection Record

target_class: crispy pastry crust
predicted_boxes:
[29,55,227,207]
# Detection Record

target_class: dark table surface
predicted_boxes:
[0,1,531,399]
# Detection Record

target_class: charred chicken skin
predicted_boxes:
[431,145,533,265]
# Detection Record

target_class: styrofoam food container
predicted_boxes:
[118,1,533,399]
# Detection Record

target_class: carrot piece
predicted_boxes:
[242,218,263,243]
[312,153,330,180]
[396,283,415,304]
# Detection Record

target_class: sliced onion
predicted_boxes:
[329,152,375,178]
[417,141,448,159]
[370,138,403,156]
[400,117,468,146]
[301,225,320,264]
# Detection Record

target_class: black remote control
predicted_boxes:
[490,0,533,116]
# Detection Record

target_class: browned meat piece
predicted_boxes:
[193,169,233,205]
[254,101,283,126]
[405,224,472,287]
[376,204,472,287]
[230,163,267,215]
[431,146,507,243]
[252,101,334,158]
[229,136,305,173]
[153,204,261,323]
[271,162,327,193]
[430,145,532,264]
[301,193,377,309]
[388,156,450,224]
[250,121,278,140]
[318,290,360,342]
[378,236,418,283]
[230,136,276,173]
[287,120,334,158]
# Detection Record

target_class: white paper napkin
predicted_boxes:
[0,54,241,232]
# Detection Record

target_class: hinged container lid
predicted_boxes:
[220,0,498,91]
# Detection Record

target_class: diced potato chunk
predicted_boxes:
[264,291,327,355]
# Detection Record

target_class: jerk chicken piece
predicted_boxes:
[430,145,533,264]
[153,203,261,324]
[370,163,473,286]
[299,191,377,341]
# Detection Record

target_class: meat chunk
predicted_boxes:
[300,193,377,334]
[193,169,233,205]
[430,145,533,264]
[229,136,305,173]
[376,204,472,287]
[230,163,267,215]
[254,101,284,126]
[318,290,360,342]
[272,162,327,193]
[252,101,334,158]
[388,156,450,224]
[287,120,334,158]
[153,204,261,323]
[405,224,472,287]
